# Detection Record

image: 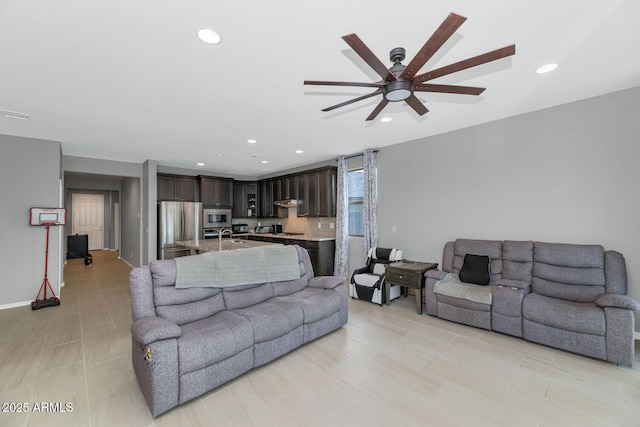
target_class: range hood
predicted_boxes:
[274,199,298,207]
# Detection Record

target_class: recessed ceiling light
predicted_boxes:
[261,160,269,164]
[216,154,226,157]
[295,150,303,154]
[197,28,221,45]
[536,63,559,74]
[247,139,257,144]
[196,162,205,166]
[380,117,392,123]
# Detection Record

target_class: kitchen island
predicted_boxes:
[247,233,335,276]
[176,238,281,255]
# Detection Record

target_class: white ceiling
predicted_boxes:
[1,1,639,177]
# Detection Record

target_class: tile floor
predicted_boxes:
[1,250,639,426]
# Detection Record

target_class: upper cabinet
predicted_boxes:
[296,167,336,217]
[274,176,297,200]
[199,176,233,208]
[157,174,199,201]
[233,181,258,218]
[159,166,335,217]
[258,179,273,218]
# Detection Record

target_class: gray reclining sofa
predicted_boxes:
[425,239,639,366]
[129,245,347,416]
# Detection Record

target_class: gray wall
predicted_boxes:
[377,86,640,329]
[0,135,62,308]
[121,177,141,267]
[142,160,157,265]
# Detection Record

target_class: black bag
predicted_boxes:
[84,253,93,266]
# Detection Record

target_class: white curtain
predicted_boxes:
[363,149,378,256]
[333,156,349,277]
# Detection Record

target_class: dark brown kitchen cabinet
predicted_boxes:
[258,180,275,218]
[199,176,233,208]
[275,176,297,200]
[157,174,199,201]
[296,174,309,217]
[247,236,335,276]
[233,181,258,218]
[258,179,288,219]
[297,167,336,217]
[301,239,335,276]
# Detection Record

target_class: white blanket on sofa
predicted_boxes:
[175,245,300,288]
[434,273,493,305]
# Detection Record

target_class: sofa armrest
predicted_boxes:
[131,316,182,346]
[309,276,346,290]
[350,265,370,282]
[425,269,448,281]
[595,294,640,311]
[495,279,530,291]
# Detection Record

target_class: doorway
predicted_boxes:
[72,193,104,250]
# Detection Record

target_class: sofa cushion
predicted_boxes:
[272,275,308,296]
[502,240,533,282]
[522,293,606,336]
[275,287,342,324]
[232,299,304,343]
[532,242,605,302]
[155,288,226,326]
[459,254,491,285]
[223,282,275,310]
[149,259,178,287]
[434,273,492,305]
[178,311,254,375]
[147,259,228,325]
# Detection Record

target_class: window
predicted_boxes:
[347,169,364,236]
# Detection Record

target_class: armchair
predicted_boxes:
[350,247,402,305]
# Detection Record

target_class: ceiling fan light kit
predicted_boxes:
[384,80,413,101]
[304,12,516,121]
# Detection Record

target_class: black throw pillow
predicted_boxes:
[459,254,491,285]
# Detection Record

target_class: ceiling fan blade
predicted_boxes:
[404,94,429,116]
[413,44,516,84]
[304,80,384,88]
[414,83,485,95]
[400,12,467,80]
[321,90,382,112]
[342,34,397,82]
[365,99,389,121]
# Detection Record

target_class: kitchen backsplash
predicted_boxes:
[233,205,336,238]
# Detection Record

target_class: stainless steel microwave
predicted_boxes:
[202,208,232,228]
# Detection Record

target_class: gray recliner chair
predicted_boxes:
[350,247,402,305]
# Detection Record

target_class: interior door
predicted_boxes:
[72,194,104,250]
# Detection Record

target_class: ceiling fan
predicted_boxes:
[304,12,515,121]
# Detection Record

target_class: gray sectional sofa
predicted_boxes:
[129,245,347,417]
[425,239,639,366]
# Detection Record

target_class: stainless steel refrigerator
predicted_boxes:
[158,201,203,260]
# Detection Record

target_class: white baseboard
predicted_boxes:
[0,300,32,311]
[635,332,640,341]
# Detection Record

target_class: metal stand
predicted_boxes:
[32,225,60,310]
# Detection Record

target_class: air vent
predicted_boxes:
[1,109,31,120]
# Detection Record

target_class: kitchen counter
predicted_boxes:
[247,232,335,242]
[176,239,281,254]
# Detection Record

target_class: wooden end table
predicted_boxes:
[385,261,438,314]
